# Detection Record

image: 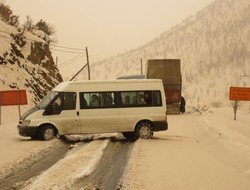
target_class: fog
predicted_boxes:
[6,0,215,78]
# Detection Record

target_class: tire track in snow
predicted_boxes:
[73,138,134,190]
[22,139,109,190]
[0,140,70,190]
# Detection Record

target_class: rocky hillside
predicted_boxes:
[91,0,250,107]
[0,19,63,105]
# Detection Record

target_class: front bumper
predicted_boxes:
[17,125,39,137]
[152,120,168,131]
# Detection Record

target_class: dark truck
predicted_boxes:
[146,59,182,114]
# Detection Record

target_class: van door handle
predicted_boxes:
[76,111,79,116]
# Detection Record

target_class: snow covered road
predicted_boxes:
[122,107,250,190]
[1,106,250,189]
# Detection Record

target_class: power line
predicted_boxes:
[0,34,84,55]
[0,33,84,54]
[0,30,85,52]
[59,53,85,67]
[0,29,87,68]
[51,44,85,51]
[51,48,85,54]
[61,53,85,65]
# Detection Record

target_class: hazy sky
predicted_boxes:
[5,0,215,78]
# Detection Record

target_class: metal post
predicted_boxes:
[17,90,21,120]
[0,91,2,125]
[233,100,238,120]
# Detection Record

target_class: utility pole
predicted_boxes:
[70,47,91,81]
[140,58,143,75]
[86,47,90,80]
[54,56,58,80]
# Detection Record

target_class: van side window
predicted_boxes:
[153,90,162,106]
[120,91,153,107]
[46,92,76,115]
[63,92,76,110]
[80,93,88,108]
[80,92,116,109]
[79,91,162,109]
[51,93,63,115]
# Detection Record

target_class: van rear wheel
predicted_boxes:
[135,121,154,139]
[39,125,56,141]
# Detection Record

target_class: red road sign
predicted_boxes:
[229,87,250,101]
[0,90,27,106]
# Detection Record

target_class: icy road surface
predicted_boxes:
[1,106,250,189]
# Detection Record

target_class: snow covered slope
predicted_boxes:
[0,19,63,105]
[91,0,250,109]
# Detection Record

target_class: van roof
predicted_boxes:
[53,79,162,92]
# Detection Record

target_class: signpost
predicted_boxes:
[0,90,27,124]
[229,87,250,120]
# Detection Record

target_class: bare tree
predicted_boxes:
[22,16,34,32]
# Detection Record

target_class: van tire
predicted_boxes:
[39,125,56,141]
[135,121,154,139]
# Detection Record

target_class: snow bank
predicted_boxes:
[22,140,109,190]
[200,107,250,174]
[0,106,62,181]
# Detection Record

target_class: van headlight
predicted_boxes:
[21,120,31,126]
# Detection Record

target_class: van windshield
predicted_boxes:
[37,91,60,109]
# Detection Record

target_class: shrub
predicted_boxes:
[0,2,12,22]
[0,2,19,26]
[35,19,56,36]
[35,19,57,44]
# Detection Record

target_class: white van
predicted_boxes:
[18,79,168,140]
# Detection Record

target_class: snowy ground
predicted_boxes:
[0,104,250,189]
[122,105,250,190]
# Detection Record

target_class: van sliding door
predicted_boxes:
[78,92,118,133]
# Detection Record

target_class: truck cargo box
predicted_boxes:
[146,59,182,114]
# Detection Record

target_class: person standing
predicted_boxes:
[180,96,186,114]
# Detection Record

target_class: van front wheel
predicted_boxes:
[135,121,153,139]
[39,125,56,141]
